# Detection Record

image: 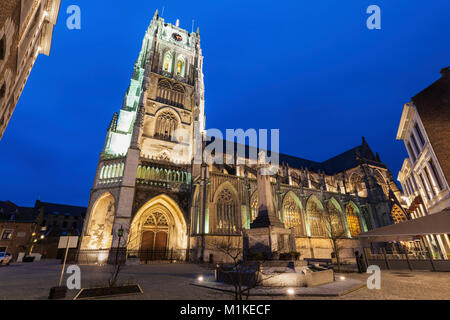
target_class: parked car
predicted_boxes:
[0,252,12,265]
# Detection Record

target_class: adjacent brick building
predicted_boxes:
[0,200,86,260]
[397,67,450,259]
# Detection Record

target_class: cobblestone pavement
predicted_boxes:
[0,260,448,300]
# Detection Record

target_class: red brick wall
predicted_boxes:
[413,72,450,184]
[0,221,35,259]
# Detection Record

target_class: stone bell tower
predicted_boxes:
[80,10,205,258]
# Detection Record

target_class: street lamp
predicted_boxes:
[115,226,124,264]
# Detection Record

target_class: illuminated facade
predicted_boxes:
[80,11,404,263]
[397,67,450,259]
[0,0,61,139]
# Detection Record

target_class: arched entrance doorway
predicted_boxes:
[128,194,187,261]
[140,212,169,260]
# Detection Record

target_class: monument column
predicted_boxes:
[244,152,296,260]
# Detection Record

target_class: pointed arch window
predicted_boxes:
[283,195,303,236]
[176,57,186,77]
[306,199,326,237]
[327,201,345,236]
[346,203,361,237]
[162,51,173,73]
[155,111,178,141]
[156,80,184,107]
[216,189,239,234]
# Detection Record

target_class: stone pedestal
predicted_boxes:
[244,226,296,260]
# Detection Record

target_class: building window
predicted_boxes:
[407,178,414,194]
[1,229,13,240]
[402,182,410,196]
[345,204,361,237]
[411,175,418,190]
[424,166,436,197]
[419,173,430,200]
[176,57,185,77]
[391,204,407,224]
[414,123,425,146]
[327,201,345,236]
[407,142,417,162]
[282,195,303,236]
[162,51,173,72]
[306,199,326,237]
[156,80,184,107]
[410,134,421,155]
[429,159,444,191]
[154,111,178,141]
[216,189,238,234]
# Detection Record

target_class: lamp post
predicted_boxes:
[115,226,124,264]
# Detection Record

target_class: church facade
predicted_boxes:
[79,11,406,263]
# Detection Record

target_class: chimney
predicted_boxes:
[176,19,180,27]
[440,66,450,79]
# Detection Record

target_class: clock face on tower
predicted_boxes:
[172,33,183,42]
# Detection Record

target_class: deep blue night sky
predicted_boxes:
[1,0,449,207]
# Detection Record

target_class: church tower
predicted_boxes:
[80,11,205,261]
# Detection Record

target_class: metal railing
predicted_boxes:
[75,249,189,265]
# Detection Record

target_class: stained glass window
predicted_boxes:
[307,199,326,237]
[283,195,303,235]
[346,203,361,237]
[216,189,238,234]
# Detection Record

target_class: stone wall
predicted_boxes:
[295,237,361,263]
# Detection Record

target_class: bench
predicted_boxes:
[305,258,333,268]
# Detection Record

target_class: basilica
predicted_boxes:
[79,11,407,264]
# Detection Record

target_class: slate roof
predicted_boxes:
[0,200,87,222]
[35,201,86,218]
[207,136,384,175]
[0,201,37,223]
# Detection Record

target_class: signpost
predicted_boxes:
[49,235,79,300]
[58,236,79,286]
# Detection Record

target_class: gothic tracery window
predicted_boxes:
[216,189,239,234]
[306,198,326,237]
[346,203,361,237]
[156,80,184,107]
[176,57,185,77]
[155,111,178,140]
[327,201,345,236]
[144,212,169,228]
[283,195,303,235]
[163,51,173,72]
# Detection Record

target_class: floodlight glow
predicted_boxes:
[340,276,346,280]
[287,288,295,295]
[198,276,204,282]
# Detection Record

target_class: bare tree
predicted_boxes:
[322,207,348,272]
[108,226,138,288]
[211,236,275,300]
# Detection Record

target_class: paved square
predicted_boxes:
[0,260,449,300]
